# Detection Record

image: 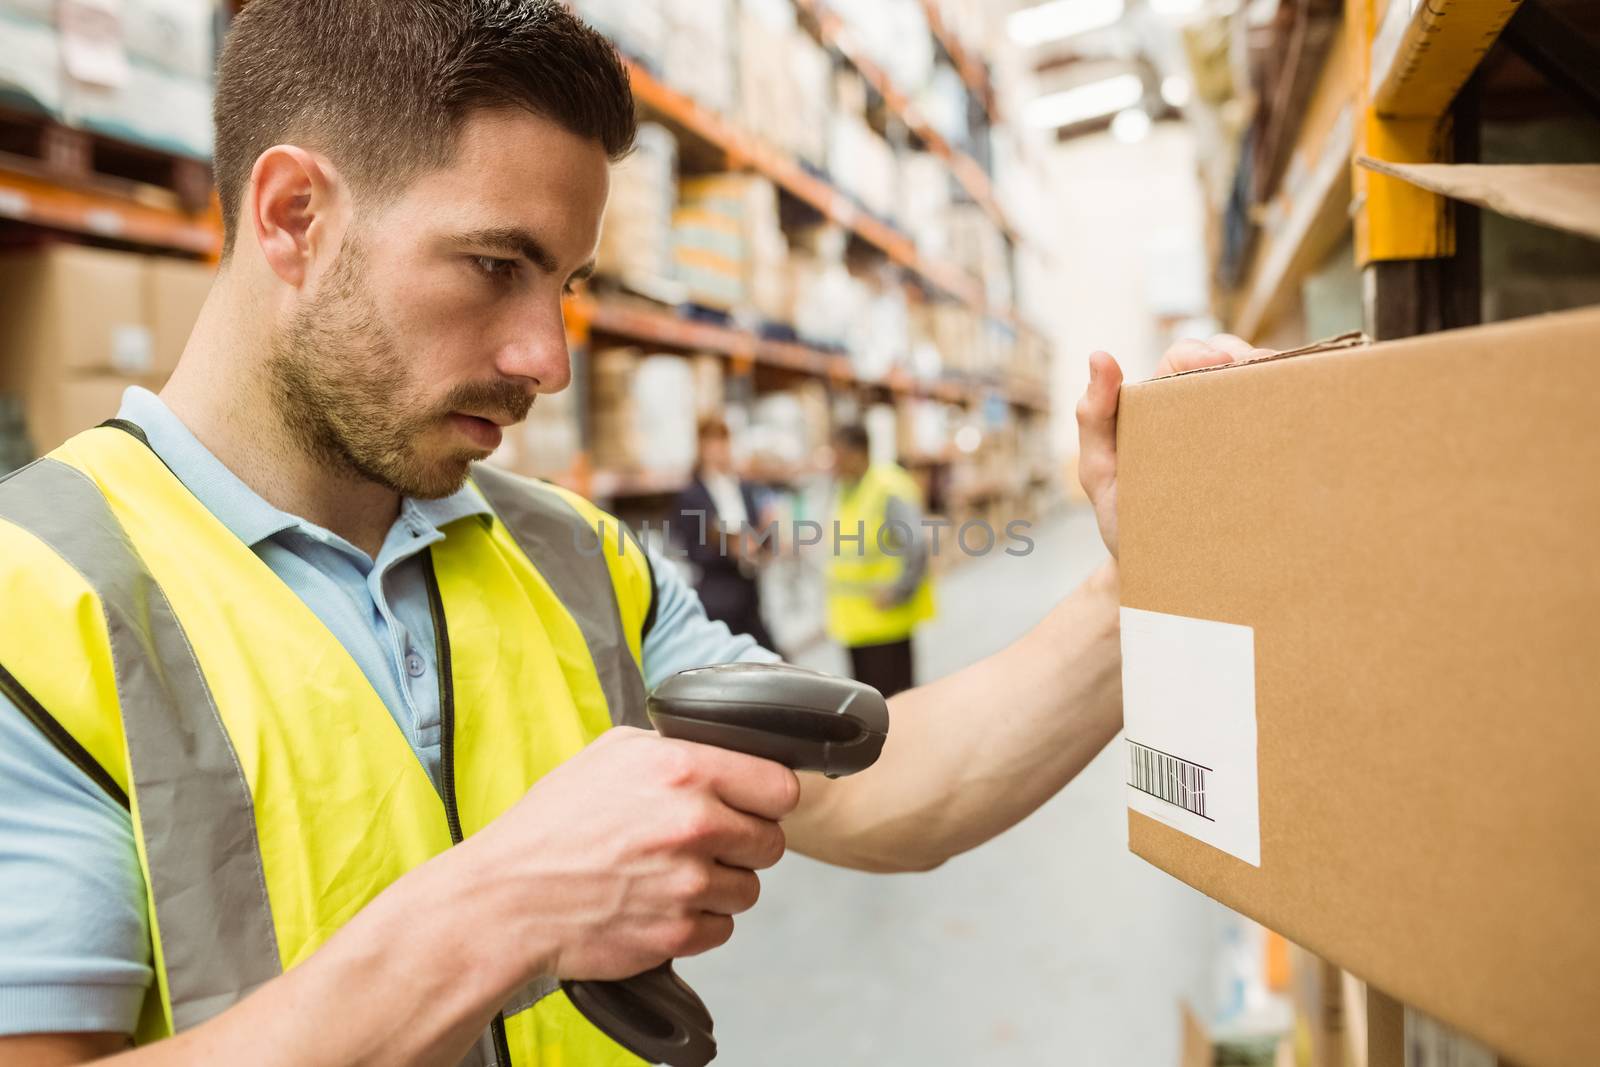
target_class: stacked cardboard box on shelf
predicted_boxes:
[826,113,899,224]
[489,382,581,483]
[0,245,213,454]
[736,0,831,169]
[587,347,698,477]
[948,204,1012,310]
[919,302,980,375]
[57,0,216,158]
[735,4,789,148]
[588,346,641,471]
[915,63,973,151]
[744,382,828,470]
[828,0,935,106]
[1,0,213,156]
[567,0,666,68]
[596,123,679,298]
[671,173,789,321]
[900,151,954,262]
[660,0,735,115]
[894,397,951,461]
[844,272,910,381]
[788,224,861,348]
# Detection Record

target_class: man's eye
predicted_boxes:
[472,256,519,280]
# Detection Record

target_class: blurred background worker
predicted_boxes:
[825,423,934,697]
[675,416,776,650]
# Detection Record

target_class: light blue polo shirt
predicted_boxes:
[0,388,777,1036]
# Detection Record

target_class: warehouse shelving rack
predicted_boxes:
[1226,0,1600,343]
[573,3,1054,506]
[0,103,220,258]
[792,0,1015,243]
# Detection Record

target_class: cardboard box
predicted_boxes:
[0,245,149,378]
[144,256,213,376]
[1118,306,1600,1067]
[0,246,206,451]
[58,374,162,440]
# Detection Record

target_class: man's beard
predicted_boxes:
[266,239,532,499]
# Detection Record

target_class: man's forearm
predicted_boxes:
[98,845,532,1067]
[790,563,1122,872]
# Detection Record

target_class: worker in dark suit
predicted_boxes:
[674,417,776,652]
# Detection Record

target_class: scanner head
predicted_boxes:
[646,663,889,778]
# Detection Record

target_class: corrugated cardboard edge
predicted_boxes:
[1356,157,1600,242]
[1153,331,1371,381]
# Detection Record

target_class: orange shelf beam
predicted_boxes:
[627,61,992,316]
[568,295,1050,413]
[0,164,220,256]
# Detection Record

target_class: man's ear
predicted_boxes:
[248,145,346,288]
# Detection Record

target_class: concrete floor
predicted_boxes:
[678,506,1234,1066]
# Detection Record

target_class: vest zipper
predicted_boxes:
[423,555,513,1066]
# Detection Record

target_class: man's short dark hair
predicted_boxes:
[832,424,870,455]
[213,0,637,256]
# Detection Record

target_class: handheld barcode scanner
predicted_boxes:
[561,662,891,1067]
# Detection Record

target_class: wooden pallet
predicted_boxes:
[0,103,213,215]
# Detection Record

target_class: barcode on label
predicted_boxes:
[1128,740,1213,821]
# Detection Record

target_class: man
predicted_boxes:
[0,2,1260,1064]
[673,417,775,651]
[825,424,934,697]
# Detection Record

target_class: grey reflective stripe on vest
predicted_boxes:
[471,464,650,730]
[0,458,281,1031]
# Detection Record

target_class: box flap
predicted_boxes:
[1158,330,1369,381]
[1356,158,1600,242]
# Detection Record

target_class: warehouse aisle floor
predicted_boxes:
[677,505,1233,1066]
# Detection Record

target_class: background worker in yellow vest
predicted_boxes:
[826,424,936,698]
[0,3,1256,1065]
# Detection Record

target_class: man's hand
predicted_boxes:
[461,726,801,983]
[1074,334,1272,557]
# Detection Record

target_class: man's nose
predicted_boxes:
[495,300,572,392]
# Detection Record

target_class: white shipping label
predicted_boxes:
[1121,607,1260,867]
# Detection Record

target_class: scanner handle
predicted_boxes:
[561,963,716,1067]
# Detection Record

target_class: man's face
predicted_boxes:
[268,109,610,498]
[833,445,870,483]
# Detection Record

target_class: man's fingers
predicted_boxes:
[1156,338,1232,377]
[707,809,788,871]
[1075,351,1122,493]
[688,744,802,821]
[695,863,764,917]
[1206,333,1256,359]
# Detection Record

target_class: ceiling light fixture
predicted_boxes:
[1007,0,1126,47]
[1024,73,1145,129]
[1111,107,1152,143]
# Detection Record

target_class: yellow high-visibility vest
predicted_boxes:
[0,424,659,1066]
[825,463,935,647]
